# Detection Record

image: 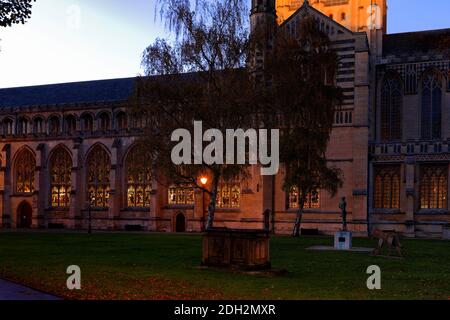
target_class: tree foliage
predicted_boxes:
[262,16,344,236]
[0,0,35,27]
[135,0,254,229]
[136,0,343,233]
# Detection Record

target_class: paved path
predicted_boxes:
[0,279,61,300]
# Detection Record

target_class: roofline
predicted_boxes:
[385,28,450,37]
[279,1,356,36]
[0,76,139,90]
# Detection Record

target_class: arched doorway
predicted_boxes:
[175,213,186,233]
[17,201,32,229]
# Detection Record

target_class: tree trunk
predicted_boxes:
[292,206,303,237]
[205,176,219,230]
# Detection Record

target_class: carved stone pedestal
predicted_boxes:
[202,228,271,271]
[334,231,352,250]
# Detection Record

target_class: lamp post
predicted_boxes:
[200,177,208,232]
[87,197,93,234]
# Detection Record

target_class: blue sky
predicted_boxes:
[0,0,449,88]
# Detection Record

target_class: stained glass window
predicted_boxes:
[381,75,402,141]
[421,72,442,140]
[420,165,448,209]
[50,147,72,207]
[288,186,320,209]
[373,166,400,209]
[126,145,152,208]
[86,145,111,207]
[15,149,35,194]
[216,181,241,209]
[168,184,194,205]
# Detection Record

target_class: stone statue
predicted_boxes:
[339,197,347,231]
[371,229,403,257]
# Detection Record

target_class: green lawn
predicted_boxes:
[0,232,448,300]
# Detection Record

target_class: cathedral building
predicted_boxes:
[0,0,449,238]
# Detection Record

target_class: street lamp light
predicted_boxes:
[200,177,208,231]
[87,196,93,234]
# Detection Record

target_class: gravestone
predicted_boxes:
[202,228,271,271]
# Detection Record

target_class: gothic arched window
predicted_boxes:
[420,165,448,209]
[168,184,194,205]
[3,118,13,135]
[288,186,320,209]
[34,117,44,134]
[381,75,402,141]
[373,166,400,209]
[216,181,241,209]
[86,145,111,207]
[65,115,77,135]
[126,145,152,208]
[421,72,442,140]
[49,147,72,207]
[82,114,94,133]
[49,116,60,136]
[15,149,36,194]
[99,113,111,131]
[116,112,127,130]
[17,117,29,135]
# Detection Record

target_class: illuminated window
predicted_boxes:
[50,147,72,207]
[15,149,35,194]
[86,145,111,207]
[168,184,194,205]
[126,145,152,208]
[288,186,320,209]
[420,165,447,209]
[373,166,400,209]
[421,71,442,140]
[381,75,402,141]
[216,181,241,209]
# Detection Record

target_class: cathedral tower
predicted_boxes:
[249,0,277,84]
[276,0,387,55]
[250,0,277,31]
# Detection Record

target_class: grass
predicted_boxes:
[0,232,449,300]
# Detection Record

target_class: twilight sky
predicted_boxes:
[0,0,449,88]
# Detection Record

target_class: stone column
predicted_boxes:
[35,143,46,228]
[108,139,121,230]
[69,139,82,229]
[0,144,11,228]
[74,138,84,229]
[404,157,416,237]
